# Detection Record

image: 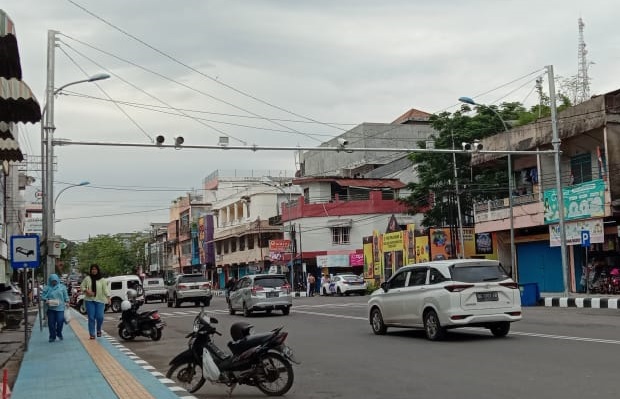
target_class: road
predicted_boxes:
[106,295,620,399]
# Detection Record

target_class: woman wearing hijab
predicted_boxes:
[80,264,111,339]
[41,274,69,342]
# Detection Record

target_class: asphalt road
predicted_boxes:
[106,295,620,399]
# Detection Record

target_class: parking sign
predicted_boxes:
[581,230,590,247]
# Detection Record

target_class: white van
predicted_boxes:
[107,275,144,312]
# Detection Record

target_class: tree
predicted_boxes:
[75,233,148,276]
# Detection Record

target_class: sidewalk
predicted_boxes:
[10,309,194,399]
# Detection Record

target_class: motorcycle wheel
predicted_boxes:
[255,352,294,397]
[166,361,205,394]
[151,327,162,341]
[78,301,87,315]
[118,326,135,341]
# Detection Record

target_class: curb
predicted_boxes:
[539,297,620,309]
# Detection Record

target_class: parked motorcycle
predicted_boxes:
[69,288,88,315]
[118,290,165,341]
[166,308,298,396]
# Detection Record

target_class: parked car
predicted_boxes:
[321,274,367,296]
[0,283,23,310]
[143,277,167,303]
[368,259,522,340]
[228,274,292,316]
[107,275,144,313]
[166,274,212,308]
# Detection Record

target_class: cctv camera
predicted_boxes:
[462,142,472,151]
[473,140,483,152]
[174,135,184,147]
[155,135,165,146]
[337,138,348,146]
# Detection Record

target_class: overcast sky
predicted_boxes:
[4,0,619,241]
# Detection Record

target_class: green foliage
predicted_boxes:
[75,233,149,277]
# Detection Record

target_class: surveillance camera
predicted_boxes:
[473,140,483,152]
[337,138,348,146]
[174,135,184,147]
[155,135,165,146]
[462,142,472,151]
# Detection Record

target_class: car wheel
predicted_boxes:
[242,302,252,317]
[174,294,181,308]
[337,288,343,296]
[282,306,290,316]
[423,310,446,341]
[203,298,211,307]
[370,307,387,335]
[228,301,236,315]
[490,322,511,337]
[111,299,122,313]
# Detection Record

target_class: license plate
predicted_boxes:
[476,292,499,302]
[266,292,279,298]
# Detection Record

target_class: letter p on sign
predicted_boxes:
[581,230,590,247]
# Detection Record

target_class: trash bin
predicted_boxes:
[518,282,540,306]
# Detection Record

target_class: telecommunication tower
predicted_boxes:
[576,17,591,104]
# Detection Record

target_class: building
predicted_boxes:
[471,88,620,292]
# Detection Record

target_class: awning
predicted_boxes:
[0,9,42,163]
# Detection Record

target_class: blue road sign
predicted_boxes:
[10,235,40,269]
[581,230,590,247]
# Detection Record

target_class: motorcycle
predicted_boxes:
[118,299,165,341]
[69,288,88,315]
[166,308,298,396]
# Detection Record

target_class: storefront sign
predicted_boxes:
[349,253,364,266]
[315,254,350,268]
[549,218,604,246]
[269,239,291,252]
[543,179,605,224]
[382,231,403,251]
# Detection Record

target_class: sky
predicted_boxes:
[3,0,619,242]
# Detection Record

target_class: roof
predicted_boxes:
[392,108,432,124]
[292,177,405,189]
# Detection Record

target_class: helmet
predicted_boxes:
[230,322,253,341]
[120,300,132,311]
[126,288,138,300]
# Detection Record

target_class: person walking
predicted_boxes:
[307,274,316,297]
[41,274,69,342]
[80,264,111,340]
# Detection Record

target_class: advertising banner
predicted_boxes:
[543,179,605,224]
[382,231,403,251]
[405,224,415,265]
[429,228,454,260]
[363,236,374,279]
[415,236,430,262]
[373,230,382,276]
[349,253,364,266]
[269,239,292,252]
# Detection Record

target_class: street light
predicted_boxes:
[54,181,90,210]
[459,96,516,279]
[261,180,295,285]
[41,63,110,281]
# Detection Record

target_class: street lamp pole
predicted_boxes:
[459,97,516,279]
[53,181,90,222]
[41,30,110,281]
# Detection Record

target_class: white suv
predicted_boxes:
[368,259,522,340]
[107,275,144,312]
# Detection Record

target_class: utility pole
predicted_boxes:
[43,30,57,283]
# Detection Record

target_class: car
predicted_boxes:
[143,277,167,303]
[228,274,292,317]
[367,259,522,340]
[166,274,212,308]
[107,275,145,312]
[0,283,23,310]
[321,274,367,296]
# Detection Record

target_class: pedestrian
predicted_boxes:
[80,264,111,340]
[307,274,316,297]
[41,274,69,342]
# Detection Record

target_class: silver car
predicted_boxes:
[228,274,292,317]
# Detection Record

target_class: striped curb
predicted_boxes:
[541,297,620,309]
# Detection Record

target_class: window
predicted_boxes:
[449,264,509,283]
[408,268,428,286]
[239,237,245,251]
[429,268,447,285]
[230,239,237,253]
[110,282,122,290]
[389,270,408,289]
[331,227,350,245]
[570,153,592,184]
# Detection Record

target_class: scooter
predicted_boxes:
[118,299,165,341]
[167,308,298,396]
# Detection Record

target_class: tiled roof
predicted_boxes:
[392,108,432,124]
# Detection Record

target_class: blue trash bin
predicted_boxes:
[518,282,540,306]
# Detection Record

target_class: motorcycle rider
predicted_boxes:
[121,288,140,332]
[225,277,236,304]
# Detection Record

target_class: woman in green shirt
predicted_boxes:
[80,264,111,339]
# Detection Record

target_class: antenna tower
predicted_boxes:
[576,17,590,104]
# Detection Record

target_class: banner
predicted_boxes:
[543,179,605,224]
[429,228,454,260]
[405,224,415,265]
[549,218,605,246]
[269,239,291,252]
[363,236,374,279]
[382,231,403,251]
[373,230,382,277]
[415,236,430,262]
[349,253,364,266]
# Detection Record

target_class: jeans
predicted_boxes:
[85,300,105,337]
[47,309,65,341]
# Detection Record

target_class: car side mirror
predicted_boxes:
[380,282,389,292]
